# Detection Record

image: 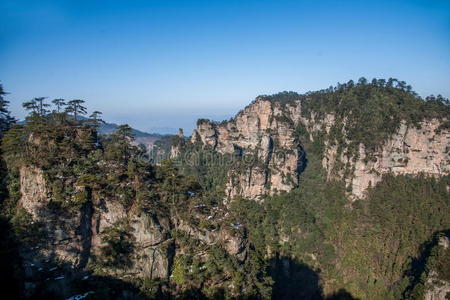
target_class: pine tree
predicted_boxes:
[357,77,368,85]
[115,124,133,140]
[89,110,104,127]
[104,124,135,163]
[0,84,15,136]
[52,98,66,113]
[22,99,38,116]
[66,99,87,120]
[23,97,49,117]
[35,97,50,116]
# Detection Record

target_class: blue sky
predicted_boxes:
[1,0,449,134]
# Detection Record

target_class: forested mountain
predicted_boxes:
[0,79,449,300]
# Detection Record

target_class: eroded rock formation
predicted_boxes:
[17,163,245,287]
[190,99,304,200]
[190,98,450,200]
[18,166,172,278]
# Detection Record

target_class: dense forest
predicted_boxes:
[0,79,449,300]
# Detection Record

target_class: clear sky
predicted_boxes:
[1,0,449,134]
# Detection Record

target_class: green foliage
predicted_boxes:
[299,79,450,153]
[174,143,231,193]
[87,110,105,128]
[364,174,449,278]
[337,174,450,299]
[23,97,50,117]
[171,256,188,285]
[99,219,135,268]
[169,228,272,299]
[225,121,450,299]
[1,100,161,211]
[431,239,450,282]
[65,99,87,119]
[149,160,201,214]
[138,276,163,298]
[1,173,20,217]
[405,232,450,299]
[10,208,45,245]
[51,98,66,113]
[257,91,301,103]
[1,80,449,299]
[0,84,15,211]
[0,84,15,136]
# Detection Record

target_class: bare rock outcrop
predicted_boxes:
[189,98,450,200]
[18,164,246,281]
[19,166,49,218]
[18,165,173,279]
[322,119,450,198]
[175,217,247,261]
[191,99,303,200]
[19,165,90,265]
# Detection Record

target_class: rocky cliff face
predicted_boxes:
[18,165,172,279]
[190,99,304,200]
[322,119,450,198]
[17,163,246,292]
[189,98,450,200]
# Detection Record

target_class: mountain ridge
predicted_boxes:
[179,82,450,200]
[1,79,449,299]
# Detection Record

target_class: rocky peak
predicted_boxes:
[189,96,450,200]
[190,98,303,200]
[177,128,184,138]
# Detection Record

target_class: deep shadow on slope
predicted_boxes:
[0,219,151,300]
[271,258,321,300]
[2,241,361,300]
[325,289,360,300]
[0,216,23,299]
[270,256,359,300]
[402,229,450,298]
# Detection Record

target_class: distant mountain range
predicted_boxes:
[95,119,162,137]
[96,120,169,151]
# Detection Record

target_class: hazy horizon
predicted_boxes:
[2,0,450,134]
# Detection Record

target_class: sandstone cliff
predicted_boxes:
[322,118,450,198]
[190,99,304,200]
[16,162,247,296]
[189,97,450,200]
[18,165,172,279]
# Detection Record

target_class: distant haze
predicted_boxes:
[109,112,235,135]
[1,0,449,134]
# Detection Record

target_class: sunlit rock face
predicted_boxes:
[190,98,450,200]
[321,119,450,198]
[191,99,304,201]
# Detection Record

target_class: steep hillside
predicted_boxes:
[187,81,450,200]
[1,80,449,300]
[167,79,450,299]
[0,111,268,299]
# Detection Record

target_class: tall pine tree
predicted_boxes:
[0,84,15,137]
